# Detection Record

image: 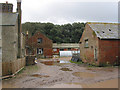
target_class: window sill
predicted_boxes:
[84,47,89,48]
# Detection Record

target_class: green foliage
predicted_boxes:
[22,22,85,43]
[92,31,96,36]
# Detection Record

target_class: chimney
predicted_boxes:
[17,0,21,13]
[17,0,22,58]
[26,31,29,44]
[6,1,8,4]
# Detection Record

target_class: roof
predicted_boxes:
[88,22,120,39]
[53,43,79,49]
[0,13,18,26]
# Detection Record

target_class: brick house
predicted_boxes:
[26,32,53,58]
[79,22,120,66]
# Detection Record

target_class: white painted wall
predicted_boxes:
[60,51,72,57]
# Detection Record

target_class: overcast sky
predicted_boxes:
[1,0,119,24]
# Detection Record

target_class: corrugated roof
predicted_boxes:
[88,22,120,39]
[0,13,18,26]
[53,43,79,48]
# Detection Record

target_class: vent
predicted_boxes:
[109,29,111,31]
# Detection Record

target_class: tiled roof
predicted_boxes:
[88,22,120,39]
[0,13,18,26]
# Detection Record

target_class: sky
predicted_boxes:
[0,0,119,24]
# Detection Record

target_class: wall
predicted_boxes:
[99,39,120,65]
[79,24,99,64]
[2,57,25,76]
[2,25,26,76]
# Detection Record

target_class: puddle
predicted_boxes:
[72,72,98,78]
[40,60,69,65]
[60,68,72,71]
[40,60,60,65]
[31,74,50,78]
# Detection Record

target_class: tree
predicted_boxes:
[22,22,85,43]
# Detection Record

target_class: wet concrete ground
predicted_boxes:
[2,57,119,88]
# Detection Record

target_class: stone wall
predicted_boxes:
[2,25,18,62]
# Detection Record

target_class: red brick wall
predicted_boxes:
[71,48,78,51]
[27,32,52,48]
[99,39,120,65]
[44,48,53,58]
[64,49,68,51]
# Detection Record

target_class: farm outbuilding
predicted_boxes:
[0,0,26,76]
[79,22,120,66]
[53,43,80,57]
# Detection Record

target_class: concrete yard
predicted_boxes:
[2,57,119,88]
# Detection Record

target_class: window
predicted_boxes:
[94,48,97,61]
[28,48,32,55]
[37,48,43,54]
[79,42,82,44]
[60,49,64,51]
[68,48,71,51]
[84,39,89,48]
[37,38,42,44]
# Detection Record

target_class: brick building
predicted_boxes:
[26,32,53,58]
[0,0,26,76]
[79,22,120,66]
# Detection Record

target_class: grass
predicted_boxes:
[70,60,83,64]
[17,67,26,75]
[70,60,120,68]
[70,60,96,67]
[17,64,39,76]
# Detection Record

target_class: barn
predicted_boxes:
[26,32,53,58]
[79,22,120,66]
